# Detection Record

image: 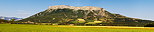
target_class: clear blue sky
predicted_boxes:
[0,0,154,20]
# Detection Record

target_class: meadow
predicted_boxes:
[0,24,154,32]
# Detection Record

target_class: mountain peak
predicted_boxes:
[49,5,104,10]
[20,5,154,27]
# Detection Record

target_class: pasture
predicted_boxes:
[0,24,154,32]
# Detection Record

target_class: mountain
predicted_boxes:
[20,5,154,27]
[0,16,22,21]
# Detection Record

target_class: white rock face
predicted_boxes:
[46,5,110,17]
[48,5,105,11]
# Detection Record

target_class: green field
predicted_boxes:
[0,24,154,32]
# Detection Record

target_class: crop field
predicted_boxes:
[0,24,154,32]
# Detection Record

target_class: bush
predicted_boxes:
[78,21,85,23]
[85,20,94,22]
[144,23,154,27]
[85,22,96,26]
[69,21,79,24]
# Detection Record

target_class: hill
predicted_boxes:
[20,5,154,27]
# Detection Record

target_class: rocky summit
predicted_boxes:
[20,5,154,27]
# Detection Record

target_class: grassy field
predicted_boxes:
[0,24,154,32]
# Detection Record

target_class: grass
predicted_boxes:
[0,24,154,32]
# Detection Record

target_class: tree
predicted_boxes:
[144,23,154,27]
[0,19,9,23]
[10,19,16,24]
[69,21,79,25]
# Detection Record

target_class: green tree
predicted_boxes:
[144,23,154,27]
[69,21,79,25]
[10,19,16,24]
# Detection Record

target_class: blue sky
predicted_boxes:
[0,0,154,20]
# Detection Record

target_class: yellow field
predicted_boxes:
[0,24,154,32]
[53,26,154,29]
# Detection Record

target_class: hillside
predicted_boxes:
[20,5,154,27]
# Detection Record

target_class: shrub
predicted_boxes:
[69,21,79,24]
[144,23,154,27]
